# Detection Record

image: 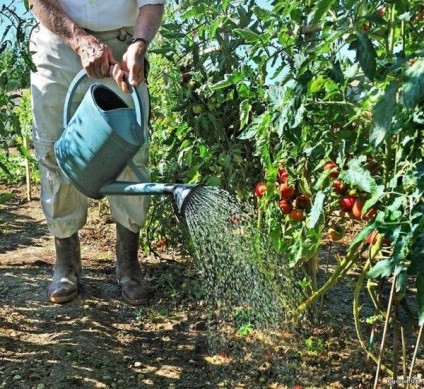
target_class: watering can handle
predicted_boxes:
[63,69,143,127]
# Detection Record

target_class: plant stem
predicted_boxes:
[295,242,363,317]
[406,323,424,389]
[401,326,407,380]
[374,275,397,389]
[354,261,393,376]
[392,299,399,381]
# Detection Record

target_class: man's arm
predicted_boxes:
[29,0,116,79]
[111,4,164,92]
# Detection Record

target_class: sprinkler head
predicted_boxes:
[171,184,202,215]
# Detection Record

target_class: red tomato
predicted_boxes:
[277,167,290,184]
[333,180,348,195]
[279,199,293,215]
[279,183,295,200]
[364,207,378,220]
[323,161,339,178]
[254,182,267,197]
[289,209,304,222]
[295,194,310,209]
[340,195,357,212]
[352,198,364,218]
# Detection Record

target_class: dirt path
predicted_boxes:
[0,184,422,388]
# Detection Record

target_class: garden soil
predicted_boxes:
[0,183,422,388]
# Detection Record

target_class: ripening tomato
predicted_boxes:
[377,6,386,17]
[254,182,267,197]
[279,199,293,215]
[295,194,310,209]
[277,167,290,184]
[364,207,378,220]
[333,180,348,195]
[340,195,358,212]
[361,22,372,32]
[156,239,167,248]
[279,183,295,199]
[328,226,345,241]
[289,209,304,222]
[366,231,391,246]
[323,161,339,178]
[352,198,364,218]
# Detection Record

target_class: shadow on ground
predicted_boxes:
[0,261,302,388]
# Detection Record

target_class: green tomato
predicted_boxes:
[192,104,203,114]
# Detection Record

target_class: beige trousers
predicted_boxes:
[30,25,151,238]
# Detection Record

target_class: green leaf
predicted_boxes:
[239,99,252,129]
[362,185,385,214]
[0,193,14,204]
[233,28,263,44]
[351,221,376,247]
[417,275,424,326]
[309,0,337,26]
[349,33,377,81]
[238,126,257,140]
[340,158,377,193]
[308,191,325,228]
[309,76,326,93]
[371,82,399,147]
[403,59,424,109]
[367,259,393,279]
[212,72,244,90]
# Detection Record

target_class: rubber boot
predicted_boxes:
[116,223,151,306]
[48,233,81,304]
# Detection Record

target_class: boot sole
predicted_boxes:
[48,290,77,304]
[122,291,145,306]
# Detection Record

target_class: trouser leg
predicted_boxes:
[30,26,152,304]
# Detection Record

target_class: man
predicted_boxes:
[28,0,165,305]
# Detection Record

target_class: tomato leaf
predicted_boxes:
[349,33,377,81]
[350,216,380,247]
[233,28,263,43]
[362,185,385,214]
[403,59,424,109]
[396,271,408,300]
[308,191,325,228]
[340,158,377,193]
[308,0,337,26]
[367,259,393,279]
[212,72,244,90]
[239,99,252,130]
[371,81,398,147]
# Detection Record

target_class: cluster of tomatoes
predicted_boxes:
[324,161,377,220]
[254,159,388,245]
[254,166,310,222]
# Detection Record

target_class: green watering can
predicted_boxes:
[55,69,199,214]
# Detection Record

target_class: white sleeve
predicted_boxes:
[137,0,166,6]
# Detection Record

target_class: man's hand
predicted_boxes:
[77,35,117,79]
[110,4,164,92]
[110,41,146,93]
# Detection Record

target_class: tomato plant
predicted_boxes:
[146,0,423,377]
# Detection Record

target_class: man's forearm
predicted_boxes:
[29,0,88,53]
[133,4,165,44]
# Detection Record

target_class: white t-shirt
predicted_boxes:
[58,0,165,31]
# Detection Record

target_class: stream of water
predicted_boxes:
[182,187,301,347]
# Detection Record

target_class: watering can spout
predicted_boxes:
[171,184,202,215]
[97,182,201,215]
